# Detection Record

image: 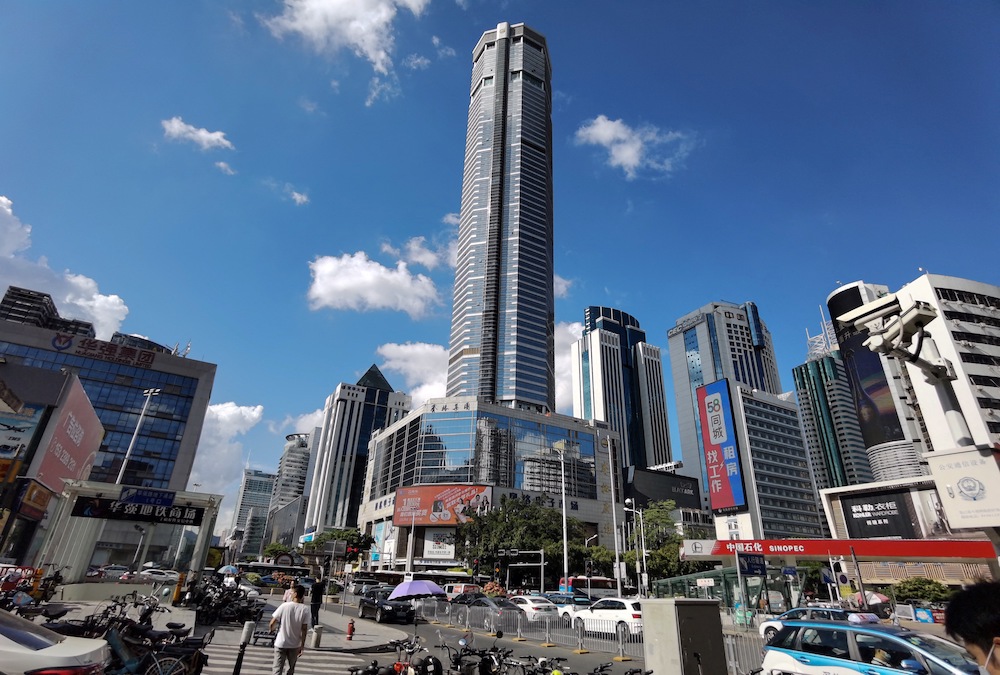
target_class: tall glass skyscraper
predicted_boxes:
[446,22,555,413]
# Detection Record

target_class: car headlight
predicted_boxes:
[382,604,393,610]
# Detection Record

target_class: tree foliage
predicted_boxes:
[891,577,953,604]
[300,528,375,563]
[263,542,292,559]
[634,500,715,580]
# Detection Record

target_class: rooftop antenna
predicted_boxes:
[918,267,930,275]
[181,341,191,357]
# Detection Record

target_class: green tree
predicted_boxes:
[891,577,953,604]
[263,542,292,559]
[633,499,714,582]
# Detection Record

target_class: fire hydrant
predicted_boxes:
[346,619,355,641]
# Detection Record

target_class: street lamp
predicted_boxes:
[584,534,598,548]
[116,388,161,484]
[131,524,146,570]
[624,498,648,598]
[601,436,623,596]
[553,444,570,594]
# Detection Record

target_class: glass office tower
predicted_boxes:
[446,22,555,413]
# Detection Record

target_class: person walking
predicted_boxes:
[309,576,327,627]
[269,584,311,675]
[944,580,1000,674]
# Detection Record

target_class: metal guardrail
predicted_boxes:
[723,631,766,675]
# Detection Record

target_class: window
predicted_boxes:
[853,634,915,669]
[799,627,849,659]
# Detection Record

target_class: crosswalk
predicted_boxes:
[202,642,372,675]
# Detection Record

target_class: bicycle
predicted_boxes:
[104,625,190,675]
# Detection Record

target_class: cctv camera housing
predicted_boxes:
[835,293,901,332]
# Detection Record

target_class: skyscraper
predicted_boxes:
[570,306,672,468]
[792,323,873,491]
[667,301,781,504]
[446,22,555,413]
[305,365,410,532]
[230,468,275,556]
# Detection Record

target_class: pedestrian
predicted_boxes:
[944,580,1000,674]
[282,580,295,603]
[269,584,310,675]
[310,576,326,627]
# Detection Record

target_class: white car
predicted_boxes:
[759,607,880,642]
[238,582,261,599]
[508,596,559,622]
[570,597,643,639]
[0,608,110,675]
[138,568,180,583]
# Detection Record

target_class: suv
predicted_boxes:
[358,587,415,624]
[759,606,880,642]
[569,597,642,641]
[761,620,978,674]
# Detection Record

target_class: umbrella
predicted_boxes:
[854,591,889,605]
[387,579,447,601]
[217,564,239,575]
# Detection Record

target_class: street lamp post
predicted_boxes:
[601,437,623,596]
[554,446,570,594]
[624,498,647,598]
[116,388,161,484]
[131,524,146,570]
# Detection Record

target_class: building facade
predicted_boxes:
[571,306,671,469]
[791,326,873,491]
[230,468,275,557]
[446,22,555,413]
[667,301,782,505]
[304,366,410,533]
[0,286,216,565]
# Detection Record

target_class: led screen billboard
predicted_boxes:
[393,484,491,527]
[840,489,917,539]
[29,378,104,493]
[696,379,747,514]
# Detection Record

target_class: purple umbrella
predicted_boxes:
[387,579,447,601]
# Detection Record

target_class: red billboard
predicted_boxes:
[29,378,104,492]
[393,484,492,527]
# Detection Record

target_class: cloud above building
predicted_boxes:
[307,251,440,319]
[161,116,235,151]
[575,114,697,180]
[377,341,448,405]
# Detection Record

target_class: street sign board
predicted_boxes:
[696,578,715,587]
[119,487,175,508]
[782,566,797,576]
[737,552,766,576]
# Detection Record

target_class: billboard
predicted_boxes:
[696,379,747,514]
[71,496,204,526]
[828,287,905,447]
[841,489,917,539]
[422,527,456,559]
[928,445,1000,529]
[0,404,45,483]
[29,378,104,493]
[393,484,491,527]
[627,467,700,510]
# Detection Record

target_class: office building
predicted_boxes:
[230,468,275,556]
[304,365,410,533]
[0,285,216,565]
[571,306,672,468]
[791,324,873,491]
[446,22,555,413]
[667,301,782,505]
[269,432,315,514]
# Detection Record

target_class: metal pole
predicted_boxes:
[557,447,569,594]
[116,388,160,484]
[603,437,623,597]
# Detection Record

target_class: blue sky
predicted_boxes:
[2,1,997,534]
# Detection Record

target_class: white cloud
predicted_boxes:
[441,212,459,226]
[574,114,697,180]
[330,79,341,93]
[0,196,31,257]
[403,54,431,70]
[289,189,310,206]
[307,252,439,319]
[366,74,401,107]
[188,402,265,535]
[215,161,236,175]
[554,274,572,299]
[299,97,320,114]
[271,407,325,436]
[0,196,129,339]
[161,116,235,151]
[554,321,583,414]
[432,36,455,58]
[377,341,447,406]
[262,0,430,76]
[381,234,453,270]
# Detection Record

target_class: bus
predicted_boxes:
[235,562,310,586]
[559,576,620,598]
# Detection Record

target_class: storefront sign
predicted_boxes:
[71,496,203,526]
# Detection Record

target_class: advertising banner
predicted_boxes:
[841,489,917,539]
[71,496,204,526]
[0,403,45,466]
[928,445,1000,528]
[680,538,996,562]
[18,481,52,521]
[30,379,104,493]
[393,484,492,527]
[696,379,747,514]
[422,527,456,559]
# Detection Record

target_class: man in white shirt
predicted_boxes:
[269,584,311,675]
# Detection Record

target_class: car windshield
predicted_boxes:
[374,590,393,600]
[900,633,978,667]
[0,609,65,650]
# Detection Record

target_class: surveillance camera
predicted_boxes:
[864,300,939,353]
[836,293,901,332]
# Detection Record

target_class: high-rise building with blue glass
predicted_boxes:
[571,307,672,469]
[446,22,554,413]
[667,301,781,506]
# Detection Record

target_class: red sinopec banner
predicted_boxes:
[681,538,997,563]
[30,378,104,493]
[393,484,492,527]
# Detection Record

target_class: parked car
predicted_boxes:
[759,606,880,642]
[464,596,525,633]
[357,586,415,624]
[761,620,978,674]
[138,568,180,584]
[238,581,261,599]
[570,597,643,641]
[541,593,593,624]
[98,564,129,580]
[350,578,380,595]
[0,608,110,675]
[508,596,559,622]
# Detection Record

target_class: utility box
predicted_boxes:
[642,598,726,675]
